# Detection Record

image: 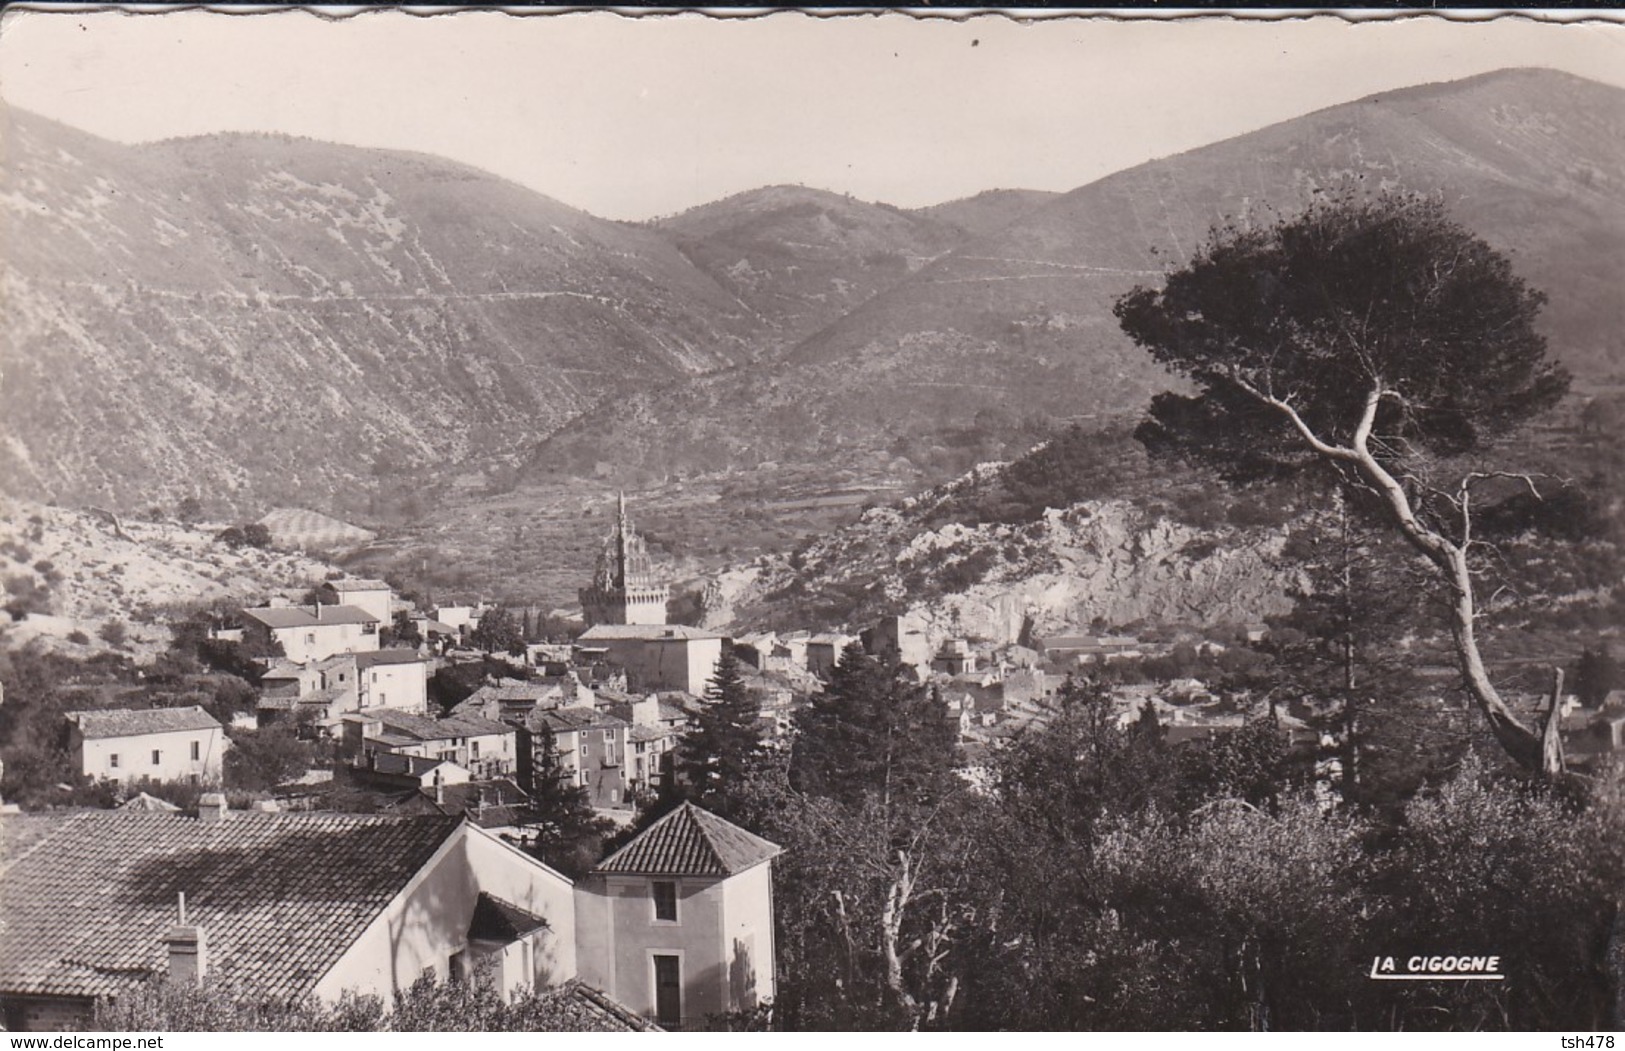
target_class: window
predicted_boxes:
[109,753,120,769]
[652,880,678,922]
[581,743,589,756]
[471,741,481,760]
[190,774,200,787]
[306,633,316,646]
[190,741,200,761]
[636,742,647,754]
[362,622,377,635]
[151,750,162,766]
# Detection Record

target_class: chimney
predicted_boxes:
[313,602,323,621]
[197,792,228,824]
[165,892,208,986]
[434,770,444,806]
[250,799,280,813]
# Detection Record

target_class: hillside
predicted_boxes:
[0,497,341,660]
[656,185,967,357]
[914,188,1060,240]
[0,109,755,514]
[713,476,1297,646]
[530,68,1625,484]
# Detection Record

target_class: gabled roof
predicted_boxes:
[120,792,181,812]
[320,578,392,593]
[536,707,627,734]
[354,649,430,670]
[66,706,222,740]
[579,624,723,642]
[468,893,549,942]
[345,709,512,743]
[243,605,379,629]
[593,802,780,878]
[0,810,461,1002]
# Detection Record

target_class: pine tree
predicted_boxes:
[791,642,957,809]
[676,648,765,817]
[521,608,535,644]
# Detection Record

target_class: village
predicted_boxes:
[0,490,1332,1033]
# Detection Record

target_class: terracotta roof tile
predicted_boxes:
[66,707,222,740]
[593,802,779,878]
[0,809,460,1002]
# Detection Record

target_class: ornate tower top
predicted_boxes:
[581,493,669,627]
[592,492,661,592]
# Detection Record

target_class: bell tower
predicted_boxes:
[579,494,670,628]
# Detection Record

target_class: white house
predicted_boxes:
[316,578,395,626]
[64,707,228,787]
[577,624,724,695]
[574,802,781,1029]
[0,798,779,1033]
[241,604,379,663]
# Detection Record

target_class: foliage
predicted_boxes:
[389,609,423,649]
[1118,191,1566,483]
[1116,191,1573,777]
[99,619,128,647]
[93,974,630,1032]
[469,606,523,654]
[1574,646,1621,708]
[224,725,319,792]
[428,658,527,714]
[518,719,613,880]
[676,648,766,818]
[791,643,957,809]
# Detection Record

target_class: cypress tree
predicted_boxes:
[676,648,765,817]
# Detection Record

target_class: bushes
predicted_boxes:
[94,974,636,1032]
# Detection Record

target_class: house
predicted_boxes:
[931,638,978,677]
[0,802,579,1030]
[315,578,395,625]
[1037,634,1143,663]
[241,604,380,663]
[0,794,780,1032]
[387,778,533,832]
[65,707,228,787]
[863,615,932,674]
[343,710,517,781]
[805,632,855,679]
[532,707,631,809]
[353,650,431,713]
[574,802,781,1030]
[577,624,724,695]
[351,752,472,792]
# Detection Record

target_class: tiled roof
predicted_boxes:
[627,724,675,744]
[66,706,222,740]
[120,793,181,813]
[593,802,780,878]
[321,578,391,593]
[346,709,512,742]
[468,893,548,941]
[537,708,627,734]
[243,605,378,629]
[0,810,460,1001]
[354,649,430,670]
[579,624,723,642]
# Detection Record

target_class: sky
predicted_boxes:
[1,8,1623,221]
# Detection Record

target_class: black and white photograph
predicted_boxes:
[1,6,1624,1034]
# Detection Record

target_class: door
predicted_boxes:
[653,954,681,1029]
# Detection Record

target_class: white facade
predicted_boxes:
[68,711,228,786]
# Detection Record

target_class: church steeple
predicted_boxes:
[580,494,669,627]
